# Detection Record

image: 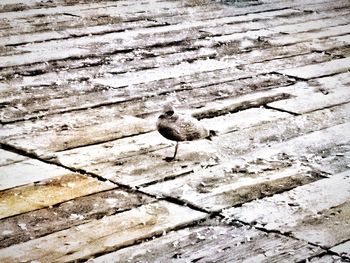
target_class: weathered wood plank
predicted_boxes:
[90,220,323,263]
[203,11,350,36]
[310,146,350,176]
[270,14,350,34]
[3,8,348,122]
[0,20,163,46]
[92,58,236,88]
[0,22,210,67]
[0,1,121,15]
[291,200,350,248]
[223,170,350,248]
[1,0,345,41]
[142,162,321,212]
[0,0,348,262]
[52,107,289,170]
[1,114,154,155]
[331,240,350,259]
[200,107,291,135]
[0,74,291,152]
[58,103,350,189]
[277,57,350,80]
[309,255,346,263]
[0,173,115,219]
[0,201,207,263]
[0,188,154,249]
[218,121,350,176]
[141,120,350,211]
[0,43,319,122]
[209,102,350,158]
[0,35,341,125]
[0,1,178,20]
[0,158,77,190]
[0,149,27,166]
[269,24,350,46]
[2,5,347,80]
[268,72,350,114]
[0,6,293,46]
[2,1,345,68]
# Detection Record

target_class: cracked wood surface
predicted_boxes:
[0,0,349,262]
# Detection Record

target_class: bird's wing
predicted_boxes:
[178,115,208,141]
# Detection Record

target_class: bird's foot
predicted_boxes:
[163,156,176,162]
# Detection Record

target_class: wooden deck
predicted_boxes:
[0,0,350,262]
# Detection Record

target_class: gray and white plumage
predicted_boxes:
[156,103,215,161]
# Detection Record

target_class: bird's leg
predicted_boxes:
[173,141,179,159]
[164,141,179,162]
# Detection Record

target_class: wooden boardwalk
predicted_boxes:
[0,0,349,262]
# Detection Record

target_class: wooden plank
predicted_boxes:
[58,103,350,189]
[0,7,296,46]
[270,14,350,34]
[141,120,350,211]
[0,188,154,249]
[1,81,348,166]
[1,114,155,156]
[0,14,225,67]
[142,162,321,212]
[0,37,340,125]
[0,74,291,152]
[0,173,115,219]
[0,1,174,20]
[242,52,330,76]
[0,158,77,190]
[331,240,350,259]
[200,107,290,135]
[160,0,350,27]
[1,43,321,122]
[91,58,236,88]
[0,149,27,166]
[0,28,344,88]
[268,72,350,114]
[90,221,323,263]
[291,200,350,248]
[310,147,350,176]
[0,2,220,40]
[52,108,289,170]
[0,20,163,46]
[223,170,350,248]
[2,18,344,124]
[203,11,350,36]
[213,103,350,157]
[220,121,350,175]
[1,1,344,68]
[1,0,343,40]
[0,0,122,14]
[269,24,350,46]
[0,4,346,78]
[277,57,350,80]
[309,255,346,263]
[0,201,207,263]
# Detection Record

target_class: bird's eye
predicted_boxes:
[166,110,174,116]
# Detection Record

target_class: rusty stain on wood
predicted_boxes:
[0,173,114,219]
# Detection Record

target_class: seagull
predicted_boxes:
[156,103,216,161]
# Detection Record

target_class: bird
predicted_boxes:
[156,102,216,161]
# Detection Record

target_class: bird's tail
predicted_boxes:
[206,130,217,141]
